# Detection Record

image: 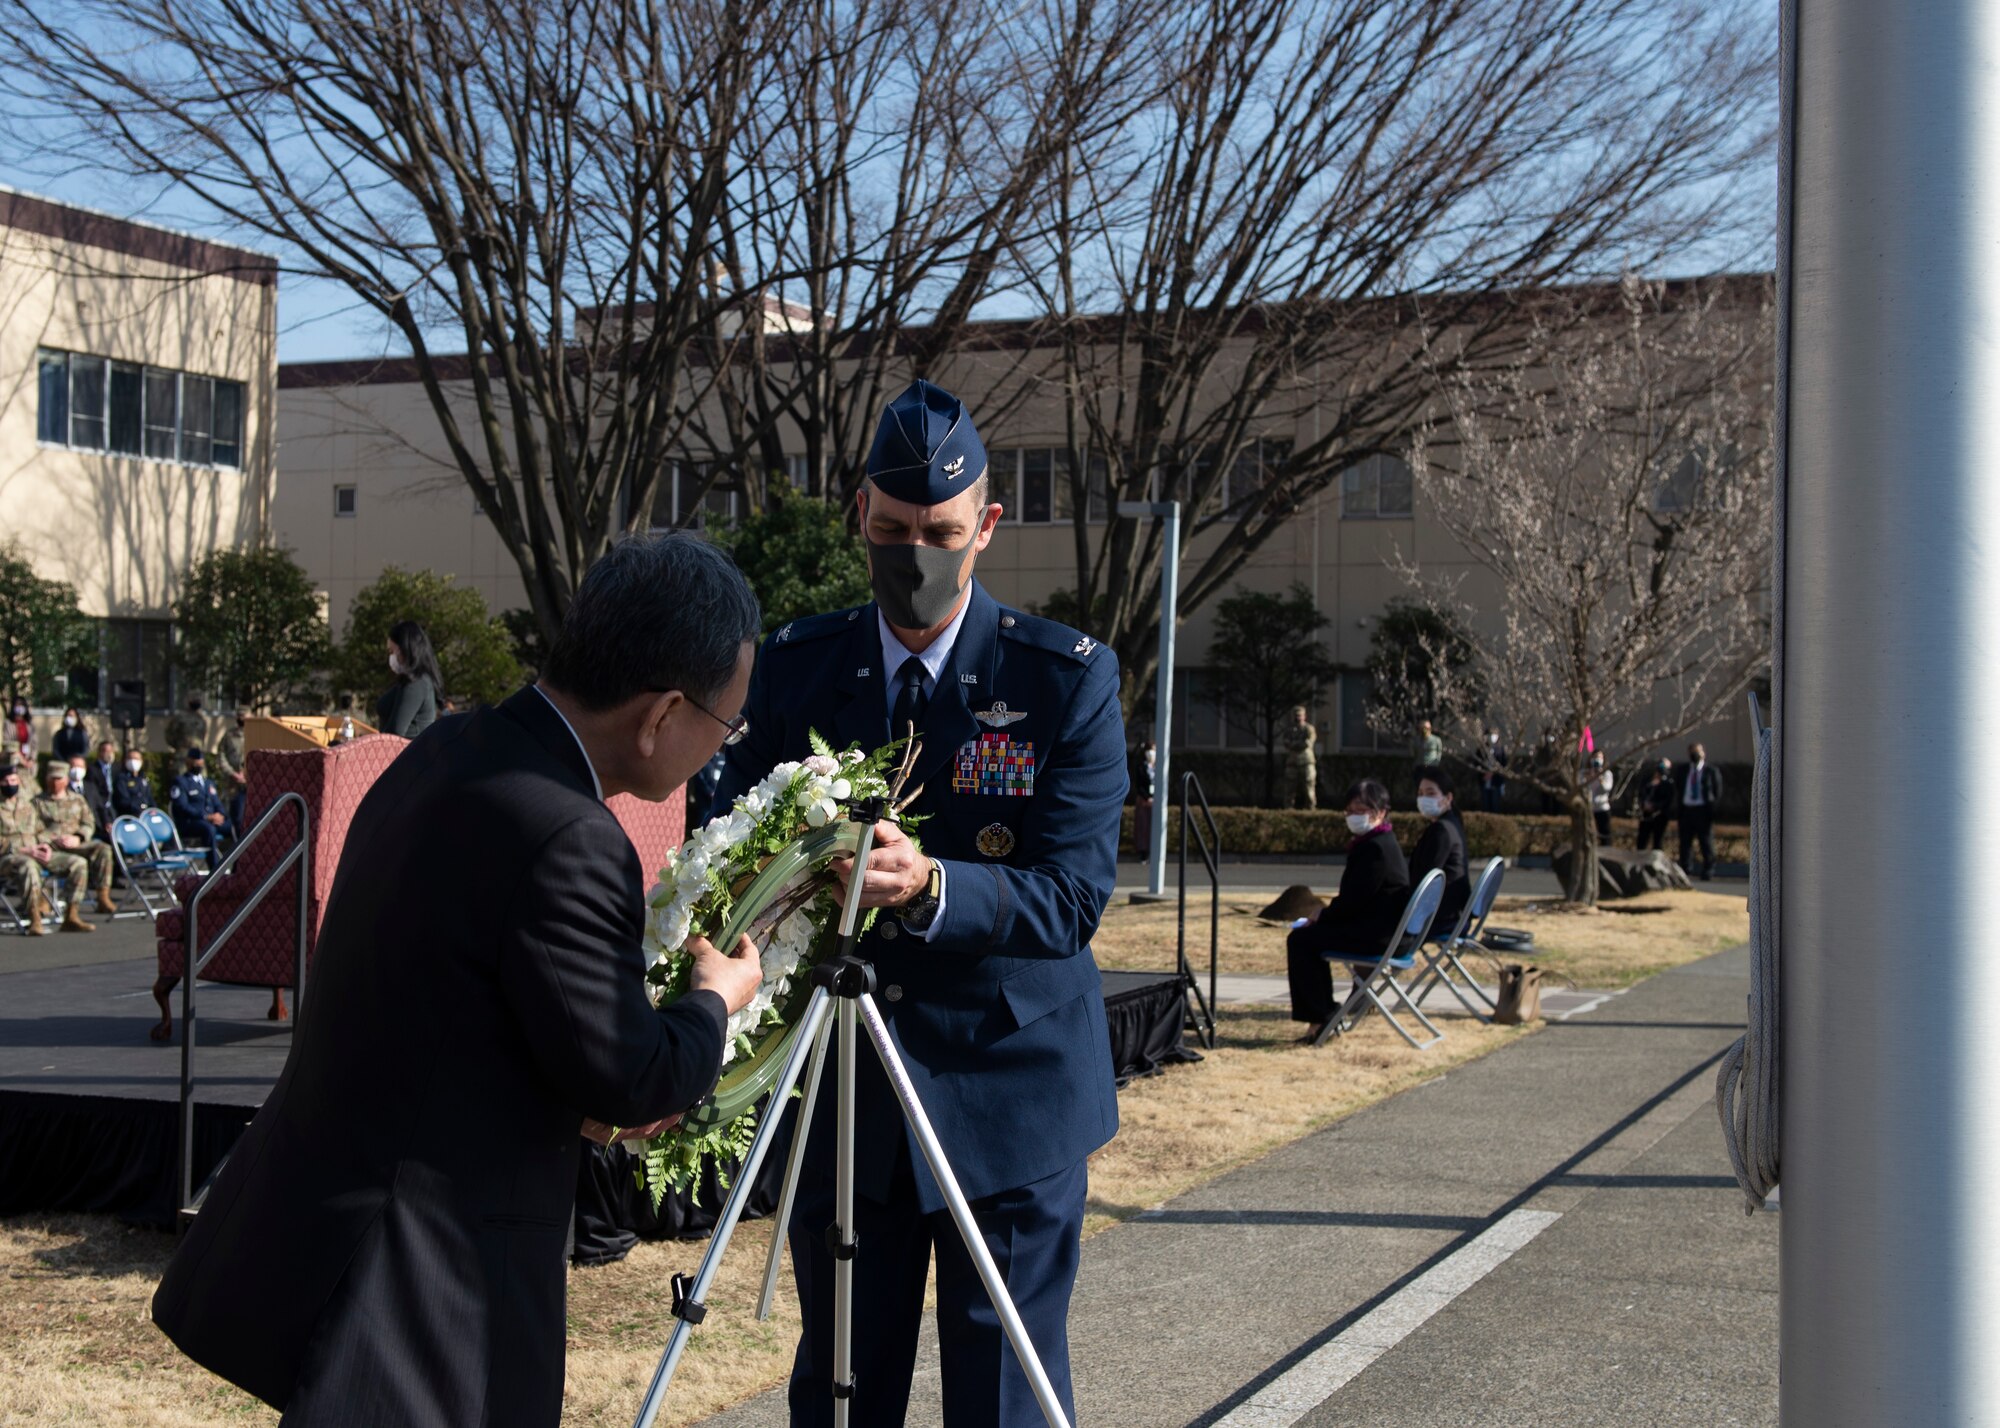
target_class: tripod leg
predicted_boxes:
[630,988,835,1428]
[832,993,859,1427]
[854,994,1075,1428]
[756,1010,833,1321]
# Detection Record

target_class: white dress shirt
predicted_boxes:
[875,600,970,941]
[533,685,604,802]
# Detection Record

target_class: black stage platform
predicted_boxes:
[0,949,1193,1240]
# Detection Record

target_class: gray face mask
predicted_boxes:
[867,531,976,629]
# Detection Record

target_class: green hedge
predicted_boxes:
[1121,805,1749,863]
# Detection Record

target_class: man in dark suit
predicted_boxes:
[152,533,769,1428]
[1677,741,1724,880]
[719,379,1125,1427]
[1288,778,1412,1036]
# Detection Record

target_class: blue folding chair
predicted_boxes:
[1313,869,1448,1050]
[113,814,192,919]
[1411,856,1505,1020]
[139,807,209,879]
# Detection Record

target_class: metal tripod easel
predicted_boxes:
[630,803,1073,1428]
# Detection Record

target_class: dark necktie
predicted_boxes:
[891,656,929,740]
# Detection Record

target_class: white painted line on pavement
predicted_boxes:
[1211,1208,1562,1428]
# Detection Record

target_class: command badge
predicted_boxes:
[977,823,1017,858]
[974,701,1027,727]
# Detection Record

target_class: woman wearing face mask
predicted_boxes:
[112,748,155,818]
[1286,778,1410,1038]
[7,699,32,765]
[52,706,90,763]
[1584,752,1614,844]
[1409,765,1470,934]
[376,620,442,740]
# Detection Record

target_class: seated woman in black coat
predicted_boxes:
[1288,778,1410,1033]
[1410,765,1471,936]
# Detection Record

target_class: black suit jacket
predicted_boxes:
[152,688,728,1427]
[1678,763,1723,814]
[1410,814,1470,934]
[1293,826,1411,959]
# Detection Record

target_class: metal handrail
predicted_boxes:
[178,791,311,1220]
[1177,771,1220,1049]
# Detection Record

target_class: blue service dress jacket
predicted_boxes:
[715,580,1126,1208]
[169,770,226,839]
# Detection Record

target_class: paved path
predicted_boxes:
[695,946,1769,1428]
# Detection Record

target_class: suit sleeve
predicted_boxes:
[927,652,1126,959]
[497,815,729,1127]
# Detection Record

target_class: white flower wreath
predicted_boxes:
[630,733,912,1206]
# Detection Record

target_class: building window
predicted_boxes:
[1339,452,1413,519]
[34,347,244,468]
[334,484,357,517]
[70,355,107,450]
[109,362,143,455]
[1337,669,1394,751]
[36,350,68,443]
[180,375,214,465]
[212,380,244,467]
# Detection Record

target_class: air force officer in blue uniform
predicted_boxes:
[716,380,1126,1426]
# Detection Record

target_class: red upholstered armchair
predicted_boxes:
[150,734,687,1041]
[150,735,410,1041]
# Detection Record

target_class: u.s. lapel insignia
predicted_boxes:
[974,701,1027,728]
[943,454,967,479]
[1073,636,1097,656]
[959,672,978,685]
[976,823,1016,858]
[857,666,871,678]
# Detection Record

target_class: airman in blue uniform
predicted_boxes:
[717,379,1126,1428]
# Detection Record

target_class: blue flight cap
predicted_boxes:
[865,379,988,506]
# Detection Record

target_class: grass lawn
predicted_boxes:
[1090,886,1748,991]
[0,884,1735,1425]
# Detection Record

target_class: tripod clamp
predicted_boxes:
[669,1272,707,1326]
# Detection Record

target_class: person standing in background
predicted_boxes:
[52,707,89,763]
[215,711,249,832]
[1678,742,1723,880]
[1411,718,1443,771]
[1637,758,1675,851]
[377,621,441,739]
[1584,752,1613,843]
[8,700,34,766]
[1130,736,1157,859]
[1282,705,1318,809]
[164,696,205,762]
[1476,729,1509,812]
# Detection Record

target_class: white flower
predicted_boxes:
[804,754,838,776]
[805,800,830,828]
[830,778,852,801]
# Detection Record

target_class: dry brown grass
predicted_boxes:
[0,1007,1524,1426]
[1089,885,1746,991]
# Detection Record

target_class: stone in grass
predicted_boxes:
[1258,884,1327,923]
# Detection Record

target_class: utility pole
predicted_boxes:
[1119,502,1180,900]
[1783,2,2000,1419]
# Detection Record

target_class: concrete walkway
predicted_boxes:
[696,945,1770,1427]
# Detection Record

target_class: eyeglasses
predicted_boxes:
[687,697,750,746]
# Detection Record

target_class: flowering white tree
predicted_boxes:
[1406,275,1774,903]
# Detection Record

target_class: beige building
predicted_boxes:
[274,330,1761,770]
[0,186,277,737]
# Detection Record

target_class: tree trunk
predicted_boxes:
[1566,797,1600,907]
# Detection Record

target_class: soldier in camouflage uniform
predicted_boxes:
[1282,704,1318,810]
[0,763,50,934]
[33,760,112,928]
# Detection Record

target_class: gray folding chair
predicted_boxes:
[1410,856,1505,1020]
[1314,869,1448,1050]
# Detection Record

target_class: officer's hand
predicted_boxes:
[829,820,929,909]
[687,932,764,1015]
[31,844,50,863]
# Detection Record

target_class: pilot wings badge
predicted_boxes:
[974,701,1028,728]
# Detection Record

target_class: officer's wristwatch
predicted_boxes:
[900,859,944,934]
